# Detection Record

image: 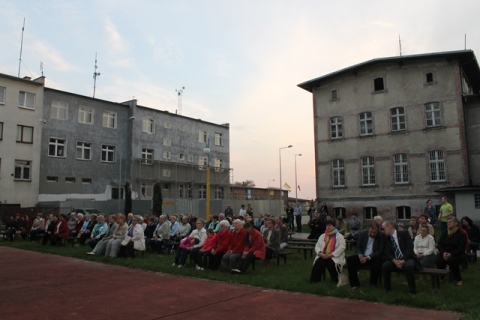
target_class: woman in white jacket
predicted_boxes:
[120,215,146,257]
[310,219,346,283]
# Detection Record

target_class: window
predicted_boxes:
[425,102,441,127]
[390,107,406,132]
[179,153,185,161]
[331,89,338,100]
[373,77,385,92]
[14,160,31,181]
[102,111,117,128]
[0,86,5,104]
[214,186,224,199]
[78,106,94,124]
[101,145,116,163]
[333,207,346,219]
[46,176,58,182]
[19,91,35,109]
[65,177,76,183]
[164,121,171,129]
[142,148,154,165]
[16,125,33,143]
[332,159,345,187]
[199,185,206,199]
[163,151,171,159]
[359,112,374,136]
[396,206,411,220]
[179,185,185,198]
[163,169,171,177]
[475,194,480,209]
[214,158,223,170]
[393,153,409,184]
[215,133,223,146]
[76,142,92,160]
[199,156,207,167]
[179,124,186,132]
[0,122,3,140]
[330,117,343,139]
[141,183,153,198]
[51,100,68,120]
[163,183,171,190]
[187,184,192,198]
[428,150,446,182]
[49,138,66,157]
[361,156,375,186]
[163,138,171,146]
[199,130,207,143]
[82,178,92,184]
[187,154,194,162]
[364,207,377,220]
[142,117,154,134]
[425,72,434,83]
[112,187,123,200]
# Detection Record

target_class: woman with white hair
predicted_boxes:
[119,215,146,258]
[105,214,129,258]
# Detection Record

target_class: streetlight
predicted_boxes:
[295,154,302,204]
[118,115,135,212]
[279,145,292,207]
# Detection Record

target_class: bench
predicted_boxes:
[288,245,314,259]
[62,236,77,247]
[273,250,292,265]
[345,239,357,251]
[417,267,449,292]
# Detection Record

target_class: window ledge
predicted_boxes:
[389,130,408,135]
[372,89,388,95]
[426,181,449,185]
[329,137,345,142]
[18,106,35,111]
[331,186,348,190]
[358,134,376,139]
[423,125,445,132]
[360,185,378,189]
[330,98,340,102]
[424,81,437,86]
[391,183,413,187]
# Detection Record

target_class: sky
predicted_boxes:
[1,0,480,201]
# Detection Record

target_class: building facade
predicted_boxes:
[298,50,480,221]
[0,73,45,207]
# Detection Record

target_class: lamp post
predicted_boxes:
[295,154,302,204]
[279,145,292,208]
[118,116,135,212]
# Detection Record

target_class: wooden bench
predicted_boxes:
[273,250,292,265]
[345,239,357,251]
[288,245,314,259]
[417,267,449,292]
[62,236,77,247]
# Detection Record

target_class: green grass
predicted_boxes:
[1,240,479,319]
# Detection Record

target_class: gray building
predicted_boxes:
[298,50,480,221]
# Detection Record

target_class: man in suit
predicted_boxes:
[347,221,384,288]
[381,220,421,294]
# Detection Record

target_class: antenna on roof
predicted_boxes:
[465,34,467,50]
[176,86,185,115]
[399,35,402,57]
[40,62,43,76]
[93,52,101,98]
[17,18,25,77]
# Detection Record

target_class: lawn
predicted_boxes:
[1,240,478,319]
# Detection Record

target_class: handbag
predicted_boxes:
[121,235,132,246]
[336,264,349,287]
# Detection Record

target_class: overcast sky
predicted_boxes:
[1,0,479,200]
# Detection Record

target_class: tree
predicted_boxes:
[234,180,256,187]
[152,181,163,217]
[124,181,132,215]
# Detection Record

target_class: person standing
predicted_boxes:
[224,205,233,218]
[239,205,247,217]
[438,196,454,234]
[423,199,437,225]
[294,203,303,232]
[285,204,294,232]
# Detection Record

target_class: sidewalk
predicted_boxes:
[0,247,462,320]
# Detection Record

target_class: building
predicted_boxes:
[298,50,480,221]
[0,73,45,207]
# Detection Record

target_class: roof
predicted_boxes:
[435,185,480,193]
[298,50,480,93]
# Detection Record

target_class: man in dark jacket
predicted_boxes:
[307,212,324,240]
[347,221,384,288]
[381,220,422,294]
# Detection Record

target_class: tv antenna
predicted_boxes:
[399,35,402,57]
[18,18,26,77]
[93,52,101,98]
[176,86,185,115]
[40,62,44,76]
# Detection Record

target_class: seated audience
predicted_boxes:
[347,221,384,288]
[436,217,468,286]
[336,216,347,235]
[169,216,180,240]
[67,212,77,236]
[307,212,324,240]
[42,214,56,245]
[173,219,207,268]
[346,213,362,241]
[197,229,217,270]
[119,215,146,258]
[50,214,69,246]
[414,224,436,268]
[418,213,434,237]
[105,214,129,258]
[210,220,231,270]
[231,222,266,274]
[87,214,118,256]
[461,216,479,263]
[148,215,169,255]
[310,220,346,284]
[5,215,18,242]
[408,216,419,240]
[262,218,280,263]
[77,214,95,246]
[86,215,108,249]
[29,213,45,241]
[176,216,192,240]
[274,216,289,249]
[424,199,437,225]
[381,221,422,295]
[222,219,246,271]
[144,216,157,248]
[373,216,384,232]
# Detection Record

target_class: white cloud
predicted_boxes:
[30,40,77,72]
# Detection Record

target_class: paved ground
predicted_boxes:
[0,247,463,320]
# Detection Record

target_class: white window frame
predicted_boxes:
[428,150,446,182]
[359,112,374,136]
[199,185,206,199]
[332,159,345,187]
[425,102,441,128]
[163,169,171,177]
[214,186,224,199]
[16,125,33,143]
[199,130,207,143]
[330,117,343,139]
[215,132,223,146]
[163,138,171,146]
[14,160,31,181]
[48,138,66,158]
[199,156,207,167]
[214,158,223,171]
[142,117,155,134]
[391,107,406,132]
[164,121,171,129]
[163,151,171,159]
[19,91,35,109]
[141,183,153,198]
[393,153,409,184]
[142,148,154,165]
[76,141,92,160]
[0,86,6,104]
[187,154,194,162]
[102,111,117,129]
[101,144,116,163]
[78,106,94,124]
[51,100,68,120]
[331,89,338,100]
[361,156,375,186]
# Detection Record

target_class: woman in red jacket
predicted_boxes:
[222,219,246,271]
[51,214,70,246]
[231,222,266,274]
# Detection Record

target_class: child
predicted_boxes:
[197,229,217,270]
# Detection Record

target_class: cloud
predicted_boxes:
[147,35,183,67]
[30,40,77,72]
[104,19,134,68]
